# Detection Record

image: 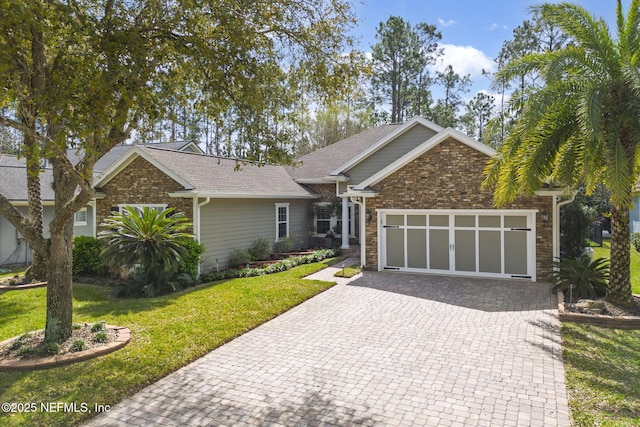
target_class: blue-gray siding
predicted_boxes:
[199,199,313,271]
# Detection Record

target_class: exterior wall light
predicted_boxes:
[541,210,549,223]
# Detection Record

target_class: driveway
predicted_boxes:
[85,272,570,427]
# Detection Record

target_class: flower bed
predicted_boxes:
[201,249,338,282]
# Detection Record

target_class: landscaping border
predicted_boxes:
[0,281,47,292]
[557,291,640,329]
[0,326,131,371]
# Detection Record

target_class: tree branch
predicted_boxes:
[0,192,48,258]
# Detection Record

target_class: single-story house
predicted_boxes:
[94,117,568,281]
[0,141,202,266]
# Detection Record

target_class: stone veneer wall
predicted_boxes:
[364,137,553,281]
[95,156,194,230]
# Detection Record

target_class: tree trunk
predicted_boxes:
[43,158,76,344]
[608,204,634,306]
[44,225,74,343]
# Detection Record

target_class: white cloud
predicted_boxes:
[438,18,457,28]
[431,44,495,80]
[489,23,508,31]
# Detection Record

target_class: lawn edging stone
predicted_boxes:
[0,326,131,371]
[0,281,47,292]
[557,291,640,329]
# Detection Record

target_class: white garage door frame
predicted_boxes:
[377,209,537,281]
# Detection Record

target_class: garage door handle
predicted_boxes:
[511,275,532,279]
[383,225,400,229]
[510,228,531,231]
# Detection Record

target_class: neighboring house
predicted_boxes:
[631,196,640,234]
[0,141,203,266]
[96,117,565,281]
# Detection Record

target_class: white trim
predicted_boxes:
[275,203,290,240]
[195,197,211,277]
[329,116,444,176]
[117,204,168,214]
[73,208,88,226]
[377,209,537,281]
[355,128,496,190]
[167,191,316,199]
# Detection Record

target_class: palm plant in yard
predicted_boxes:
[99,207,193,287]
[483,0,640,306]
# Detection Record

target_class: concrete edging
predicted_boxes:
[0,326,131,371]
[557,291,640,329]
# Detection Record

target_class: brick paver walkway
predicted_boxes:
[86,272,570,427]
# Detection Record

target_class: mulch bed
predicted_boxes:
[0,324,119,361]
[563,295,640,317]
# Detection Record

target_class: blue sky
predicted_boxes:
[349,0,628,98]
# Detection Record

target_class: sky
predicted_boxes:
[348,0,629,99]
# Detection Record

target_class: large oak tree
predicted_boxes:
[0,0,358,343]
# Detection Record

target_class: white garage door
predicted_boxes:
[379,209,537,280]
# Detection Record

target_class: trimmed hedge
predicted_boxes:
[72,236,107,276]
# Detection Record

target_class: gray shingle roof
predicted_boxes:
[0,158,55,201]
[285,124,402,180]
[135,147,315,198]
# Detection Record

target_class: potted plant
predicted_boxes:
[325,229,335,249]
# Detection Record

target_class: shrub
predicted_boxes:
[631,232,640,253]
[549,257,609,302]
[99,207,193,284]
[560,201,592,259]
[93,331,108,343]
[72,236,107,276]
[69,340,87,352]
[273,237,294,253]
[43,342,60,355]
[91,321,105,332]
[248,238,272,261]
[177,238,205,277]
[229,248,251,268]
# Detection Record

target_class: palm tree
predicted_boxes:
[99,207,193,284]
[483,1,640,306]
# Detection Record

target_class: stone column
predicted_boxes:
[341,197,350,249]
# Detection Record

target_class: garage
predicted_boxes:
[379,209,537,280]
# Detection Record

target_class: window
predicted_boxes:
[314,202,355,237]
[74,208,88,226]
[275,203,290,240]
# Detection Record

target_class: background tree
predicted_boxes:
[370,16,441,123]
[483,1,640,306]
[0,0,358,343]
[429,65,472,128]
[460,92,495,143]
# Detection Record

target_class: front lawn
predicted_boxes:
[563,323,640,426]
[592,238,640,294]
[0,259,338,427]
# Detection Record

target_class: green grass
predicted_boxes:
[592,238,640,294]
[334,264,362,278]
[562,323,640,426]
[0,259,338,427]
[0,267,27,280]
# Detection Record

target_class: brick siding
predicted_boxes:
[364,137,553,280]
[95,156,193,230]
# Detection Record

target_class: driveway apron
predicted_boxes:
[85,272,570,427]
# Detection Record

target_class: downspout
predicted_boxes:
[349,196,366,267]
[195,197,211,277]
[554,192,577,260]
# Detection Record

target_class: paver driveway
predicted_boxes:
[86,272,570,427]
